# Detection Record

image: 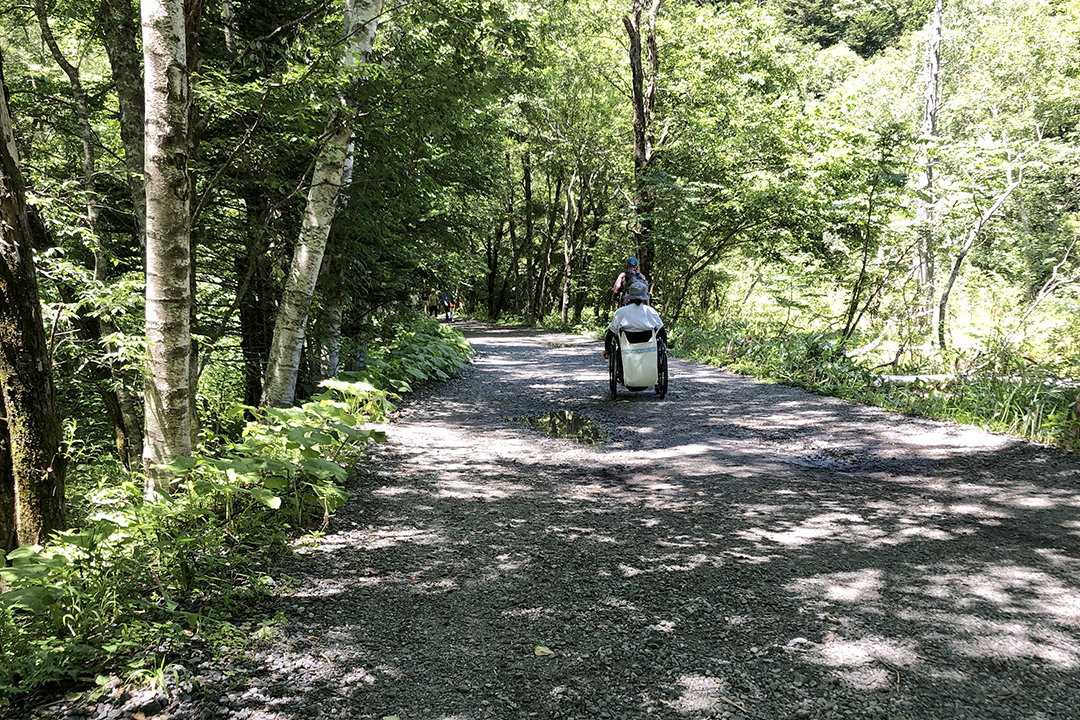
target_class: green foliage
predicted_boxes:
[0,477,280,700]
[673,321,1080,449]
[171,377,395,528]
[356,313,475,392]
[675,323,871,394]
[0,308,476,702]
[769,0,935,58]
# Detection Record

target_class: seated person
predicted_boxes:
[603,280,666,358]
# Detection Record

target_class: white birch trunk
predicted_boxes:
[142,0,192,483]
[223,0,237,54]
[261,0,383,407]
[913,0,943,333]
[323,302,345,379]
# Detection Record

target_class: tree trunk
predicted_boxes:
[622,0,663,272]
[496,154,519,316]
[238,228,275,408]
[0,395,14,551]
[521,152,535,317]
[938,174,1022,350]
[912,0,942,336]
[97,0,147,246]
[261,0,384,407]
[142,0,193,483]
[486,220,503,318]
[559,168,582,324]
[222,0,237,54]
[0,53,67,549]
[532,174,562,321]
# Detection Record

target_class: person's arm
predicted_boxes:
[612,272,625,306]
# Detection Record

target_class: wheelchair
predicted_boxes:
[608,328,668,399]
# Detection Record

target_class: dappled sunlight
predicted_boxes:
[739,512,885,548]
[761,408,837,427]
[787,560,1080,680]
[495,552,531,572]
[837,666,893,691]
[615,552,722,577]
[816,634,919,669]
[272,324,1080,720]
[434,477,532,500]
[670,674,726,713]
[907,564,1080,625]
[410,577,460,594]
[897,607,1080,669]
[544,524,622,543]
[340,666,378,685]
[950,624,1080,667]
[553,477,692,513]
[308,525,445,552]
[502,606,555,620]
[372,484,423,497]
[599,596,639,610]
[947,481,1080,512]
[886,425,1009,452]
[789,569,884,603]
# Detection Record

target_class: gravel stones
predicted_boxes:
[17,321,1080,720]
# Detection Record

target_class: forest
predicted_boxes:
[1,0,1079,704]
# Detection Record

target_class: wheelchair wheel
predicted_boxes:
[655,339,668,399]
[608,344,618,399]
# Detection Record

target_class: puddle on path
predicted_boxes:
[511,411,606,445]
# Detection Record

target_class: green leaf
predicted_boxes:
[248,487,282,510]
[161,455,200,477]
[2,587,52,612]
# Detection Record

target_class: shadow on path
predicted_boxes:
[159,322,1080,720]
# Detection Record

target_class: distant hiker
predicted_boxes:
[442,291,456,323]
[427,289,439,317]
[612,257,648,308]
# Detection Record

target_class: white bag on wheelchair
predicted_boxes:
[620,329,659,387]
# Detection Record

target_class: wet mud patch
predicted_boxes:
[510,410,606,445]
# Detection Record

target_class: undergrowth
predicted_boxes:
[672,322,1080,451]
[0,313,473,706]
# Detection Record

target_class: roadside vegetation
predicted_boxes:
[672,322,1079,450]
[0,314,472,704]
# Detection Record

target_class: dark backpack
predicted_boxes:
[619,270,646,303]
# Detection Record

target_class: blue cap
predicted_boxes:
[627,257,639,267]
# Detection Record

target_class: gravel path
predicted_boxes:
[28,321,1080,720]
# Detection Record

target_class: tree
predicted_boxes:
[142,0,193,481]
[261,0,384,408]
[911,0,942,337]
[0,48,66,550]
[644,1,813,321]
[31,0,146,469]
[623,0,664,272]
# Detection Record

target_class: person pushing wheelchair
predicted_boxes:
[603,280,666,359]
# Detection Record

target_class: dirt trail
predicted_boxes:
[33,321,1080,720]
